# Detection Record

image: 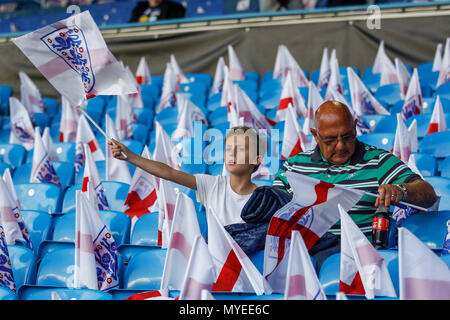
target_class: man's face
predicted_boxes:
[311,115,357,165]
[148,0,163,7]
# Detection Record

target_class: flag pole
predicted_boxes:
[364,191,428,211]
[76,106,128,159]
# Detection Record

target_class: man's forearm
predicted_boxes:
[402,179,438,208]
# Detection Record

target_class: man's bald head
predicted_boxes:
[314,101,354,131]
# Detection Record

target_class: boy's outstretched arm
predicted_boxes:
[109,138,197,190]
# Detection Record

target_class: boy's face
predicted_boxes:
[224,134,260,175]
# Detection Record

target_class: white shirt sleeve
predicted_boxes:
[194,174,217,206]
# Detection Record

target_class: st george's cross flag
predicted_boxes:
[372,40,388,74]
[273,44,309,88]
[221,65,232,109]
[74,114,105,174]
[426,95,447,135]
[432,43,443,72]
[392,113,412,163]
[281,103,312,160]
[401,68,423,120]
[59,95,80,142]
[30,127,61,188]
[395,58,411,99]
[208,208,272,295]
[135,56,151,85]
[156,63,179,114]
[227,45,246,81]
[123,64,144,109]
[160,192,202,290]
[179,235,217,300]
[172,94,208,139]
[263,171,364,292]
[74,190,119,291]
[12,10,137,108]
[115,95,136,141]
[0,222,15,293]
[81,143,109,211]
[338,204,397,299]
[317,47,330,91]
[379,53,398,87]
[442,220,450,256]
[153,121,181,171]
[170,54,189,84]
[0,176,32,249]
[436,38,450,88]
[105,114,131,185]
[284,230,326,300]
[42,127,59,162]
[19,71,47,114]
[157,178,177,248]
[398,227,450,299]
[275,70,307,122]
[210,56,226,97]
[125,289,173,300]
[9,97,35,151]
[3,169,20,210]
[302,81,323,136]
[407,119,418,154]
[325,49,343,96]
[123,146,159,231]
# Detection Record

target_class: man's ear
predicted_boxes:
[310,128,320,145]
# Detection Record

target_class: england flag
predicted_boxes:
[170,54,189,84]
[42,127,59,162]
[0,223,15,293]
[156,63,179,114]
[228,45,246,81]
[426,95,447,135]
[172,94,207,139]
[115,95,136,141]
[157,179,177,248]
[401,68,423,120]
[12,10,137,108]
[210,56,226,96]
[9,97,35,151]
[273,44,309,88]
[372,40,388,74]
[379,54,398,86]
[395,58,411,99]
[436,38,450,88]
[432,43,443,72]
[19,71,47,114]
[58,96,80,142]
[105,114,131,185]
[302,81,323,135]
[325,49,343,95]
[3,169,20,210]
[317,48,330,91]
[135,56,151,85]
[275,70,307,122]
[392,113,412,163]
[74,114,105,174]
[153,121,181,171]
[281,103,312,160]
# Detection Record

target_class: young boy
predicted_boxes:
[110,126,265,226]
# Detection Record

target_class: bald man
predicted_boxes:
[273,101,437,265]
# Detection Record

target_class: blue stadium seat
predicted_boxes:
[74,160,106,185]
[0,85,12,116]
[131,123,149,145]
[130,213,159,247]
[0,143,27,169]
[123,249,167,290]
[209,107,228,126]
[35,245,75,287]
[207,92,223,112]
[435,82,450,100]
[133,107,154,128]
[259,78,282,94]
[18,286,113,300]
[155,107,178,125]
[42,98,59,116]
[234,80,258,95]
[15,183,62,213]
[411,152,437,176]
[100,210,131,247]
[245,71,260,83]
[8,245,36,291]
[374,83,402,107]
[419,131,450,158]
[185,73,213,88]
[0,162,11,175]
[247,250,264,274]
[438,156,450,178]
[261,71,274,84]
[405,113,433,138]
[0,287,16,300]
[441,254,450,267]
[259,90,281,110]
[13,161,74,190]
[401,211,450,250]
[362,73,381,94]
[180,82,208,97]
[358,133,395,151]
[21,210,53,255]
[140,84,160,102]
[423,177,450,210]
[360,114,395,133]
[26,142,76,164]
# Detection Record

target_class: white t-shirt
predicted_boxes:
[195,174,251,226]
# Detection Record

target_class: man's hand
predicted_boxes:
[376,184,405,208]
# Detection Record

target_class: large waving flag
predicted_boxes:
[228,45,246,81]
[179,235,217,300]
[303,81,323,135]
[82,143,109,211]
[161,192,202,290]
[123,146,159,230]
[401,68,423,120]
[284,230,326,300]
[115,95,136,141]
[59,96,80,142]
[135,56,151,85]
[275,70,307,122]
[264,171,364,292]
[156,63,179,114]
[9,97,35,151]
[172,94,207,139]
[0,223,15,293]
[432,43,443,72]
[30,127,61,188]
[170,54,189,84]
[395,58,411,99]
[105,114,131,185]
[211,56,226,96]
[392,113,412,163]
[281,103,312,160]
[273,44,309,87]
[74,114,105,173]
[157,179,177,248]
[436,38,450,88]
[339,204,397,299]
[12,10,137,107]
[19,71,47,114]
[426,95,447,135]
[74,190,119,291]
[208,209,271,295]
[317,47,330,90]
[398,227,450,299]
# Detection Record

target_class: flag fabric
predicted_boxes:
[426,95,447,135]
[153,121,181,171]
[284,230,326,300]
[115,95,136,141]
[436,38,450,88]
[3,169,20,210]
[179,235,217,300]
[170,54,189,84]
[228,45,246,81]
[9,97,35,151]
[201,289,216,300]
[401,68,423,120]
[208,209,271,295]
[338,204,397,299]
[160,192,202,290]
[157,179,177,248]
[392,113,412,163]
[123,64,144,109]
[19,71,47,114]
[0,177,32,249]
[281,103,312,159]
[156,63,179,114]
[0,223,15,293]
[398,227,450,299]
[395,58,411,99]
[125,289,172,300]
[210,56,226,96]
[12,10,137,107]
[59,96,80,142]
[442,220,450,256]
[172,94,208,139]
[74,190,119,291]
[273,45,309,88]
[379,54,398,86]
[325,49,343,95]
[302,81,323,135]
[317,48,330,90]
[105,114,131,185]
[81,143,109,211]
[221,66,232,108]
[135,56,151,85]
[74,114,105,173]
[30,127,61,188]
[432,43,443,72]
[42,127,59,162]
[275,70,307,122]
[263,171,364,292]
[123,146,159,231]
[372,40,387,74]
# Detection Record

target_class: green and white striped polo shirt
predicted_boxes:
[273,140,421,239]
